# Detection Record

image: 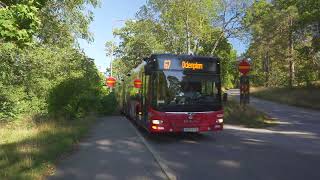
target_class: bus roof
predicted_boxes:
[146,54,219,62]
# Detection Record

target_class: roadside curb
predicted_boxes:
[125,117,177,180]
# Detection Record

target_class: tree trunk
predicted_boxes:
[211,32,224,55]
[289,60,295,87]
[265,51,270,87]
[288,17,295,88]
[193,39,199,54]
[185,13,191,54]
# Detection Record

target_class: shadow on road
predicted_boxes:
[49,116,167,180]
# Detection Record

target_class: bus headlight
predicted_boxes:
[152,120,163,125]
[217,118,223,124]
[217,114,224,123]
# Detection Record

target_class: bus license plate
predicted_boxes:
[183,128,199,132]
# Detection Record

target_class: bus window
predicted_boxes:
[157,72,167,105]
[143,74,150,106]
[150,72,157,108]
[151,71,221,112]
[201,81,218,96]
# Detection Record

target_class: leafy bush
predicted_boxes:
[48,77,103,119]
[0,42,117,122]
[99,92,118,115]
[0,85,27,121]
[224,100,277,128]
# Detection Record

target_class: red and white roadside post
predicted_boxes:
[106,76,116,92]
[239,59,251,107]
[133,78,143,119]
[133,79,142,89]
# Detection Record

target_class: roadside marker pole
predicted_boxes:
[239,59,251,109]
[240,75,250,110]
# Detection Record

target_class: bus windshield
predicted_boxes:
[152,71,222,112]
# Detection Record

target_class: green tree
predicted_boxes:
[0,2,40,46]
[109,0,239,88]
[37,0,100,46]
[243,0,320,87]
[0,0,109,121]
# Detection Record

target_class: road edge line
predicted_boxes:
[125,117,177,180]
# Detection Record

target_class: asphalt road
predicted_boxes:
[49,116,167,180]
[139,93,320,180]
[49,95,320,180]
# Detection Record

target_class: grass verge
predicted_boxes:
[0,116,96,180]
[251,86,320,110]
[224,100,278,128]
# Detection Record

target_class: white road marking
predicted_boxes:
[225,125,317,136]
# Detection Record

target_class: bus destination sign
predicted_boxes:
[158,58,217,73]
[181,61,203,70]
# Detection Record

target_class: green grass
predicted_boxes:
[224,100,278,128]
[251,86,320,110]
[0,116,96,180]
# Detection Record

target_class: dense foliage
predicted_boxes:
[0,0,117,121]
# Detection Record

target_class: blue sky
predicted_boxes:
[79,0,247,72]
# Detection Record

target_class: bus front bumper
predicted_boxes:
[148,124,223,133]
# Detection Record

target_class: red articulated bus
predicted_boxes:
[120,54,223,134]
